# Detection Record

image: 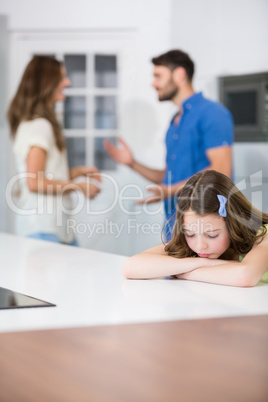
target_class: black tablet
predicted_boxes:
[0,286,56,310]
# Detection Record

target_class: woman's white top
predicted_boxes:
[12,118,75,243]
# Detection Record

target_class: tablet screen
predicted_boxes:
[0,287,56,309]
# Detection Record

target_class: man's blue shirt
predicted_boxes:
[163,92,233,220]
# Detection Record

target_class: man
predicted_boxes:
[103,49,233,224]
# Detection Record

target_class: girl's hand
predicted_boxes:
[76,182,100,199]
[176,258,239,280]
[176,272,191,280]
[70,166,102,182]
[205,258,235,266]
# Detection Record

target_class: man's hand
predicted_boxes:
[103,138,134,167]
[135,184,170,204]
[135,181,186,205]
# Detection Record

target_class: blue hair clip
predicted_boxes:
[217,195,227,217]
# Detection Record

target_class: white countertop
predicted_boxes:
[1,232,268,333]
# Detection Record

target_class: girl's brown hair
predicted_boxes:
[165,170,268,259]
[7,55,65,151]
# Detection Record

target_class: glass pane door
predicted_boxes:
[62,52,119,171]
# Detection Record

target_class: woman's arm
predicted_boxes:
[69,165,102,183]
[26,147,100,199]
[122,244,228,279]
[178,235,268,287]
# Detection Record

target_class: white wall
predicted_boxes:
[171,0,268,100]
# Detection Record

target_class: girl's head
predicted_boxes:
[165,170,268,259]
[182,210,231,259]
[7,56,69,151]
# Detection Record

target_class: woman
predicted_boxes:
[7,55,101,245]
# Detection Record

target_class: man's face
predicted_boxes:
[152,65,178,101]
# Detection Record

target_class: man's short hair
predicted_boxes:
[152,50,194,82]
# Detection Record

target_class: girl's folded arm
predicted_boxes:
[178,235,268,287]
[122,245,226,279]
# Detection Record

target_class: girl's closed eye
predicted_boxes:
[206,234,219,239]
[184,232,195,238]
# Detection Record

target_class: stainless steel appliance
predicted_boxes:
[219,72,268,212]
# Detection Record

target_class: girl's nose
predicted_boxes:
[197,237,208,252]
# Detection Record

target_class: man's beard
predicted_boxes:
[158,85,178,101]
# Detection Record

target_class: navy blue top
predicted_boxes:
[163,92,233,222]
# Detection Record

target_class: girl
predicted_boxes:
[123,170,268,287]
[7,55,101,245]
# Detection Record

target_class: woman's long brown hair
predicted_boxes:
[164,170,268,259]
[7,55,65,151]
